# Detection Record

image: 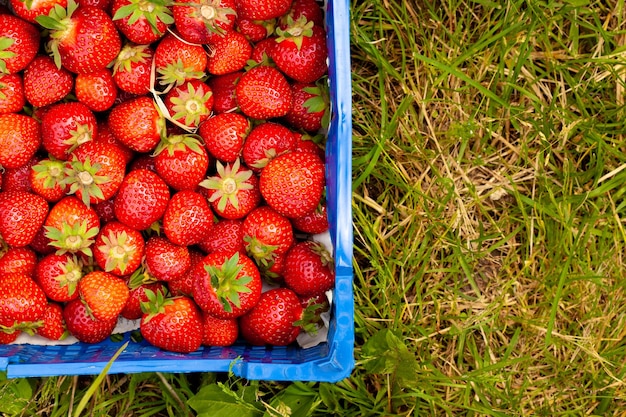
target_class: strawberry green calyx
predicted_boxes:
[0,38,16,74]
[275,15,314,50]
[63,157,109,207]
[195,1,236,35]
[205,252,252,313]
[63,123,96,154]
[310,240,333,267]
[32,158,67,190]
[303,79,330,129]
[157,58,205,87]
[97,231,138,275]
[112,43,152,75]
[127,264,158,290]
[113,0,174,37]
[168,83,213,128]
[36,0,80,69]
[140,287,172,321]
[153,133,205,157]
[243,234,278,268]
[45,220,99,257]
[56,255,84,297]
[200,159,254,212]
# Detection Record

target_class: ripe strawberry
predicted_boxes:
[10,0,67,23]
[29,225,55,256]
[44,196,100,256]
[41,102,98,160]
[239,287,303,346]
[192,251,262,318]
[121,279,166,320]
[168,248,204,296]
[154,135,209,192]
[0,113,41,169]
[78,270,130,322]
[0,14,39,74]
[36,1,122,74]
[260,151,324,218]
[154,33,208,87]
[236,17,275,43]
[162,190,213,246]
[197,219,245,255]
[241,121,297,172]
[291,201,328,234]
[108,95,165,153]
[236,0,292,20]
[293,131,325,159]
[114,169,170,231]
[206,29,252,75]
[112,43,154,95]
[284,81,329,132]
[34,252,83,302]
[93,120,135,165]
[0,316,20,344]
[140,291,203,353]
[0,246,37,276]
[3,155,39,192]
[111,0,173,44]
[235,65,292,120]
[145,236,191,282]
[248,36,276,64]
[173,0,236,44]
[0,73,25,113]
[206,71,241,113]
[271,17,327,83]
[201,312,238,346]
[23,55,74,108]
[279,0,323,29]
[63,297,118,343]
[93,198,117,223]
[94,221,145,276]
[0,190,49,247]
[75,68,118,112]
[30,157,67,202]
[163,79,214,129]
[36,302,68,340]
[283,240,333,297]
[0,272,47,322]
[199,112,250,162]
[200,158,261,220]
[242,205,294,269]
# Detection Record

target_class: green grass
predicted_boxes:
[5,0,626,415]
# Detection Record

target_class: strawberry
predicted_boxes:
[94,221,145,276]
[192,251,262,318]
[78,270,129,322]
[199,112,250,162]
[166,248,203,296]
[201,312,238,346]
[34,252,83,302]
[29,226,55,255]
[3,155,39,192]
[41,102,98,161]
[293,131,325,159]
[121,279,166,320]
[241,121,297,172]
[44,196,100,256]
[270,16,327,83]
[154,135,209,191]
[242,205,294,269]
[10,0,67,23]
[0,190,49,247]
[75,68,118,112]
[0,14,39,74]
[108,95,165,153]
[0,272,47,323]
[206,71,241,113]
[112,43,154,95]
[197,219,245,255]
[30,157,67,202]
[0,73,25,113]
[0,246,37,276]
[0,316,21,344]
[114,169,170,231]
[154,33,208,87]
[284,80,329,132]
[140,291,203,353]
[206,29,252,75]
[23,55,74,108]
[144,236,191,282]
[162,190,213,246]
[248,36,276,64]
[236,0,292,21]
[63,297,118,343]
[236,18,275,43]
[200,158,261,220]
[235,65,292,120]
[291,201,328,234]
[0,113,41,169]
[36,0,122,74]
[283,240,333,297]
[239,287,303,346]
[172,0,236,44]
[36,302,68,340]
[111,0,173,45]
[163,79,214,129]
[279,0,323,29]
[259,151,324,218]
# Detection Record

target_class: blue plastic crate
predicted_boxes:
[0,0,354,382]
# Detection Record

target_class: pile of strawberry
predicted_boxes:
[0,0,336,353]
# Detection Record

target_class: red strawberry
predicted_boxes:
[0,316,20,344]
[192,251,262,318]
[0,73,25,113]
[206,71,241,113]
[0,113,41,169]
[0,14,39,74]
[259,151,324,218]
[270,17,327,83]
[163,79,214,129]
[111,0,173,44]
[0,272,47,322]
[29,225,55,255]
[0,246,37,276]
[291,201,328,234]
[30,157,67,202]
[201,312,238,346]
[36,302,68,340]
[63,297,118,343]
[140,291,203,353]
[10,0,67,23]
[197,219,245,255]
[248,36,276,64]
[279,0,323,29]
[121,280,166,320]
[0,191,49,247]
[23,55,74,108]
[242,205,294,269]
[114,169,170,231]
[241,121,297,172]
[94,221,145,276]
[284,80,329,132]
[34,252,83,302]
[235,65,292,120]
[145,236,191,282]
[199,112,250,162]
[93,198,117,224]
[200,158,261,220]
[108,95,165,153]
[173,0,237,44]
[236,0,292,20]
[168,247,203,296]
[94,120,135,165]
[36,1,122,74]
[154,33,208,87]
[3,155,39,192]
[150,133,210,190]
[283,240,334,297]
[41,102,98,160]
[206,29,252,75]
[239,287,303,346]
[112,43,154,95]
[78,270,130,321]
[44,196,100,256]
[293,131,324,159]
[75,68,118,112]
[162,190,213,246]
[236,18,275,43]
